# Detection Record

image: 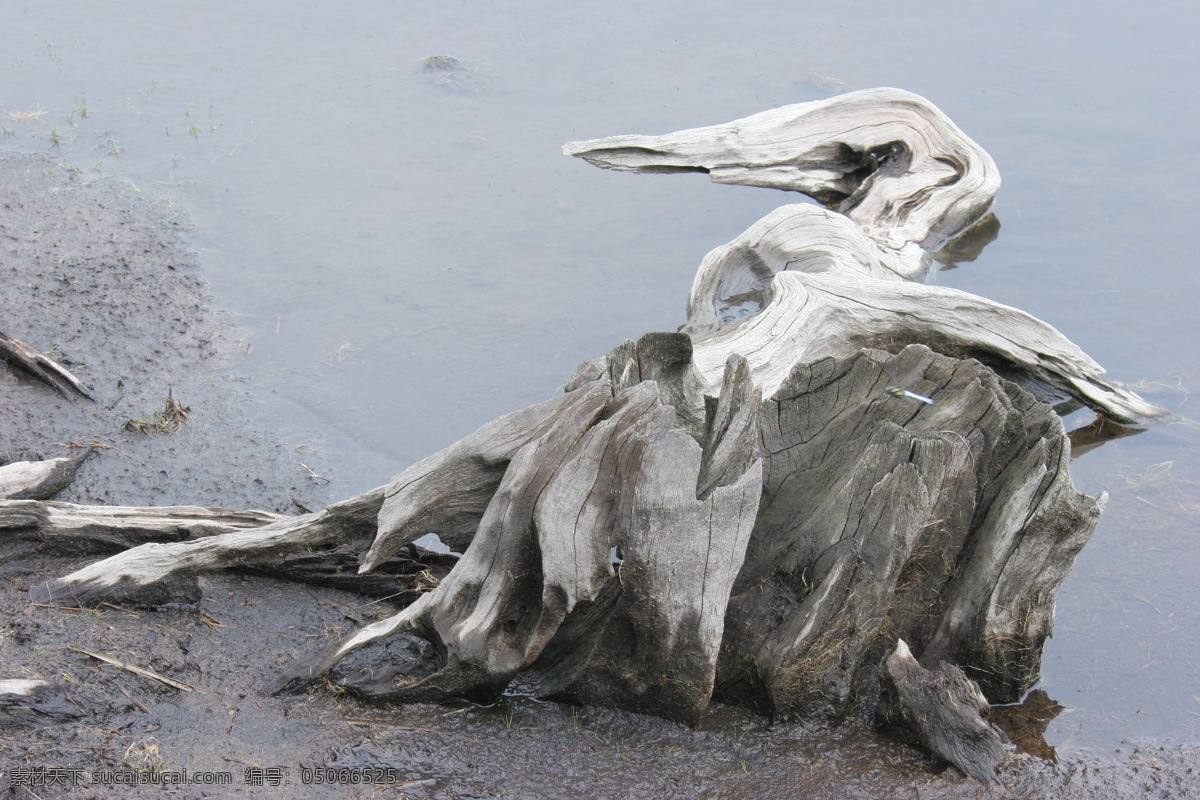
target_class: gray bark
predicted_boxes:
[267,357,762,726]
[713,344,1103,716]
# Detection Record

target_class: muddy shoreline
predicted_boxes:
[1,153,1196,799]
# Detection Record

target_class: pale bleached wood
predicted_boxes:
[11,89,1148,773]
[269,361,762,726]
[2,497,451,601]
[565,87,1000,279]
[1,499,285,548]
[681,203,905,336]
[568,90,1166,425]
[0,451,92,500]
[364,381,617,572]
[687,267,1167,424]
[26,489,384,607]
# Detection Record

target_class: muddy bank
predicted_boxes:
[0,154,333,512]
[1,153,1196,799]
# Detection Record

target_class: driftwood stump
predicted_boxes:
[4,88,1170,781]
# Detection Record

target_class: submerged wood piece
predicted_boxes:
[987,688,1065,764]
[881,639,1008,783]
[714,345,1101,714]
[0,679,83,725]
[0,451,93,501]
[26,488,385,607]
[565,87,1000,277]
[0,329,93,400]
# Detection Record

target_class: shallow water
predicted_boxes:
[3,0,1197,758]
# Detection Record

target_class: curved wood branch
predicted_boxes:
[689,264,1167,424]
[568,91,1166,425]
[680,203,906,335]
[565,87,1000,278]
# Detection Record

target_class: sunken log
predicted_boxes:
[10,89,1170,769]
[0,679,82,726]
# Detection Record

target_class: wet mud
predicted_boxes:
[2,153,1197,798]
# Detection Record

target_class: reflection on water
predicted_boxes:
[2,0,1197,753]
[933,212,1001,268]
[1068,415,1146,457]
[991,690,1067,764]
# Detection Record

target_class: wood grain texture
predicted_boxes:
[269,360,763,724]
[565,87,1001,278]
[24,489,384,607]
[688,266,1165,424]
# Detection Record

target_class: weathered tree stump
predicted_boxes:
[4,88,1170,781]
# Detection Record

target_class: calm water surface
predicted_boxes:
[3,0,1197,757]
